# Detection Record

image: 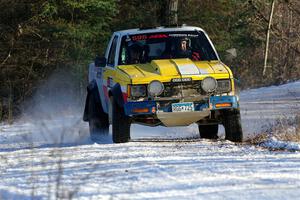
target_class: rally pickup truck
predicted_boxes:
[83,25,243,143]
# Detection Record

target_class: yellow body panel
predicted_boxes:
[102,67,115,82]
[103,67,131,87]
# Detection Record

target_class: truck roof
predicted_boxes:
[114,25,205,36]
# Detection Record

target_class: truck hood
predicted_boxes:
[118,59,231,84]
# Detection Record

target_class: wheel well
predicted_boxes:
[110,83,125,108]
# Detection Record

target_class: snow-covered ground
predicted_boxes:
[0,81,300,199]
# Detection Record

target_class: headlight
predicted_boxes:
[148,80,164,96]
[216,79,231,93]
[130,85,146,97]
[201,77,217,93]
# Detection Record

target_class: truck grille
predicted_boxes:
[160,81,202,98]
[159,79,231,98]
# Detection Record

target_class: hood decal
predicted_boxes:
[171,59,206,75]
[177,63,200,75]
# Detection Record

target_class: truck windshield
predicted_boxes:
[118,31,218,65]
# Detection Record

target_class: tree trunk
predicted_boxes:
[263,0,276,76]
[168,0,178,25]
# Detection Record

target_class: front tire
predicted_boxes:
[222,109,243,142]
[111,97,131,143]
[88,93,109,140]
[198,124,219,139]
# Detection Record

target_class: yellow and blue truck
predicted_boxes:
[83,25,243,143]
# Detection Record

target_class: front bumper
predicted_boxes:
[124,95,239,116]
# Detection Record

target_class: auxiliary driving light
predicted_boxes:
[201,77,217,93]
[148,80,164,96]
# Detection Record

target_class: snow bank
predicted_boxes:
[260,137,300,151]
[240,80,300,139]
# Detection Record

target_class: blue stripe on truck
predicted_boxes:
[124,101,156,116]
[209,96,239,109]
[125,96,239,116]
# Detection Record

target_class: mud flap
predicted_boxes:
[83,93,90,122]
[83,81,106,121]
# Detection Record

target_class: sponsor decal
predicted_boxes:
[131,34,169,41]
[131,35,147,41]
[148,34,168,39]
[168,33,198,37]
[130,33,199,41]
[122,93,128,103]
[102,86,109,99]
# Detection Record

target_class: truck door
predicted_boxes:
[101,35,120,113]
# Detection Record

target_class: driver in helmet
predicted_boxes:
[176,37,201,60]
[177,38,192,58]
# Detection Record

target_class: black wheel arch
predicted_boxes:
[110,83,125,108]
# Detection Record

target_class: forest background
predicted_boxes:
[0,0,300,121]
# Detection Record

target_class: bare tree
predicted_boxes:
[263,0,276,76]
[167,0,178,25]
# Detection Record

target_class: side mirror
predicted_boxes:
[225,48,237,60]
[95,55,106,67]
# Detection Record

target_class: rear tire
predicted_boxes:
[222,109,243,142]
[111,97,131,143]
[198,124,218,139]
[88,93,109,140]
